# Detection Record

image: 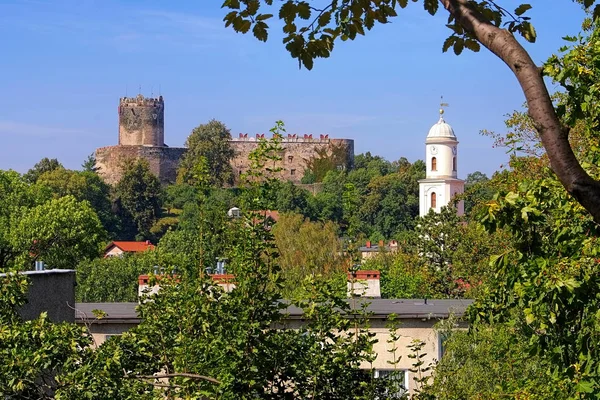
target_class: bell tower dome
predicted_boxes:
[419,100,464,216]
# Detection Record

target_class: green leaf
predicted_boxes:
[253,22,268,42]
[442,36,456,52]
[505,191,519,205]
[453,38,464,55]
[514,4,532,16]
[575,380,595,393]
[297,1,311,20]
[424,0,438,15]
[464,39,480,52]
[256,13,273,21]
[318,11,331,26]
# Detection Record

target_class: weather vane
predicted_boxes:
[440,95,449,116]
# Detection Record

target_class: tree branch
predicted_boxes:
[125,372,220,384]
[440,0,600,222]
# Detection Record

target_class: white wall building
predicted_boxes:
[419,108,465,216]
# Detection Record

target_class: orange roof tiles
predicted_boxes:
[105,241,155,253]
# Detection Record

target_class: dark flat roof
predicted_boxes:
[75,302,140,324]
[75,298,473,324]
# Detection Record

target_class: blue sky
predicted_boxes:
[0,0,588,177]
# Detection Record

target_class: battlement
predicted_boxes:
[231,133,337,143]
[119,94,164,106]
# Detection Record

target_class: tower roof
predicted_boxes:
[427,109,456,140]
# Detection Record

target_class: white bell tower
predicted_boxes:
[418,100,464,216]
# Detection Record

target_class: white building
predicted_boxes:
[419,108,465,216]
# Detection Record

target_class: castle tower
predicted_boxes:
[418,105,464,216]
[118,95,165,146]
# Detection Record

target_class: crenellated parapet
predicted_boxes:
[231,133,334,143]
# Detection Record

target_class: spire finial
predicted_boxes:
[440,95,449,117]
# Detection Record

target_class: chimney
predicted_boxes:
[210,274,236,292]
[138,273,180,300]
[378,240,384,248]
[347,270,381,298]
[366,240,371,248]
[145,240,150,245]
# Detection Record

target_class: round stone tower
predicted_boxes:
[118,95,165,146]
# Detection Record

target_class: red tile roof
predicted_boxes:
[105,241,155,253]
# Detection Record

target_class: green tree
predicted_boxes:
[81,153,98,172]
[0,272,92,399]
[0,171,105,271]
[57,125,392,399]
[113,159,163,240]
[303,141,352,183]
[463,171,494,215]
[76,251,161,302]
[12,195,106,270]
[423,322,561,399]
[0,170,50,269]
[23,157,63,183]
[220,0,600,224]
[178,119,236,186]
[37,168,116,237]
[272,212,347,297]
[272,180,314,217]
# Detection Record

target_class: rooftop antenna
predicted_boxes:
[139,84,142,95]
[151,85,154,97]
[159,84,161,96]
[440,95,449,118]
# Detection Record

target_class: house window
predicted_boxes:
[431,157,437,171]
[431,192,437,208]
[374,369,408,398]
[290,169,296,176]
[453,157,456,172]
[288,155,294,163]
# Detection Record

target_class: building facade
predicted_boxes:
[418,109,465,216]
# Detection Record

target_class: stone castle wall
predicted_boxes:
[231,135,354,184]
[96,145,185,185]
[95,96,354,186]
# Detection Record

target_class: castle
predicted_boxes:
[95,95,355,185]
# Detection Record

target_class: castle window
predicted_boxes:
[288,155,294,163]
[453,157,456,172]
[431,192,437,209]
[431,157,437,171]
[290,169,296,176]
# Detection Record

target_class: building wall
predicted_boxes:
[230,137,354,184]
[96,138,354,186]
[118,95,165,146]
[95,145,186,185]
[17,270,76,323]
[419,179,465,216]
[80,317,445,394]
[85,322,139,348]
[104,247,124,257]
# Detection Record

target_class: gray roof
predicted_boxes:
[75,298,472,324]
[0,269,75,277]
[75,302,140,324]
